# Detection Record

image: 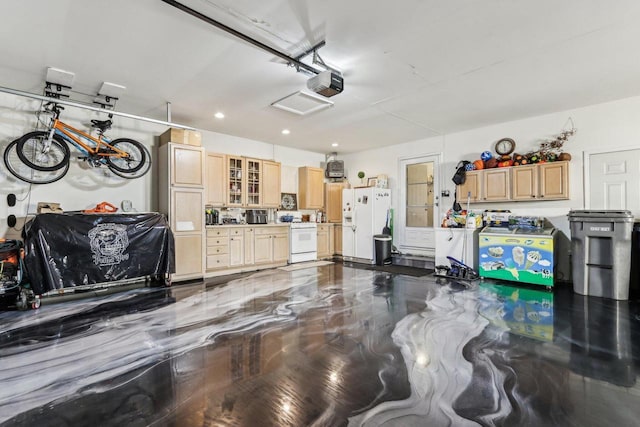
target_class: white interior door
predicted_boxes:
[397,154,441,255]
[587,149,640,216]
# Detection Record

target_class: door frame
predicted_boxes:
[396,152,442,254]
[583,146,640,211]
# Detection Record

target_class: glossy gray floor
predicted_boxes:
[1,263,640,426]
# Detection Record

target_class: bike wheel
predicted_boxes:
[4,140,69,184]
[16,131,70,171]
[106,138,151,179]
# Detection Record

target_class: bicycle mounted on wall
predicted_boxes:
[4,102,151,184]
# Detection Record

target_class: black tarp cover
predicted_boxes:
[23,213,175,294]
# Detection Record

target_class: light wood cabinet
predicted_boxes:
[175,234,204,278]
[511,165,538,200]
[227,156,245,207]
[206,228,229,270]
[317,224,333,259]
[482,168,510,202]
[254,226,289,264]
[511,161,569,201]
[457,171,482,202]
[205,152,226,206]
[334,225,342,255]
[324,182,350,223]
[228,228,244,267]
[170,144,205,187]
[457,162,569,203]
[244,227,255,265]
[273,230,289,263]
[159,143,205,281]
[538,161,569,200]
[245,158,262,207]
[217,154,281,208]
[262,160,281,208]
[298,166,324,209]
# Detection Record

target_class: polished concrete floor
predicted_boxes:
[1,263,640,426]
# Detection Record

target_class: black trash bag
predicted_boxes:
[452,160,470,185]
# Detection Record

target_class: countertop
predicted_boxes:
[205,222,338,228]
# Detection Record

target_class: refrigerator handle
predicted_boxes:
[351,209,357,232]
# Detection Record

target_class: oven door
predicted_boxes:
[290,227,317,254]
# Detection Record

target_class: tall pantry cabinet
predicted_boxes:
[159,143,205,281]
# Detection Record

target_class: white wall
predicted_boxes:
[342,95,640,280]
[0,92,324,237]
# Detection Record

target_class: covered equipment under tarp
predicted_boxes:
[23,212,175,295]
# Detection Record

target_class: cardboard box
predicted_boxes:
[37,202,63,214]
[159,128,202,147]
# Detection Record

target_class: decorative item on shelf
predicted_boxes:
[367,177,378,187]
[480,151,493,161]
[494,138,516,156]
[357,171,365,185]
[538,117,577,161]
[472,159,484,170]
[280,193,297,210]
[512,153,527,166]
[484,158,498,168]
[465,162,476,171]
[497,155,513,168]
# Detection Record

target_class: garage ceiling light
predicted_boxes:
[271,91,334,116]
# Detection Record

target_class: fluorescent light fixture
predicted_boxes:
[271,90,334,116]
[281,129,290,135]
[214,112,225,119]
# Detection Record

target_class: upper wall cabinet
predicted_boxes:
[205,152,281,208]
[512,161,569,201]
[171,144,205,188]
[206,152,226,206]
[298,166,324,209]
[457,161,569,203]
[262,160,281,208]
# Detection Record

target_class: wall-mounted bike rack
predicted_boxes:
[0,85,196,131]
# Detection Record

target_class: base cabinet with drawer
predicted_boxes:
[206,228,230,270]
[317,224,334,259]
[333,225,342,255]
[205,225,288,276]
[254,226,289,264]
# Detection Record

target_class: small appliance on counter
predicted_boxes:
[246,209,268,224]
[205,208,219,225]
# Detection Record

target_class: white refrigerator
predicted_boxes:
[342,187,391,264]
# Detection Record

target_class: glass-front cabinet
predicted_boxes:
[228,156,244,206]
[245,158,262,207]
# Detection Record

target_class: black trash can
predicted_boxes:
[374,234,392,266]
[630,222,640,295]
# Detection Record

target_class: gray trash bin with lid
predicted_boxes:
[568,210,634,300]
[374,234,392,266]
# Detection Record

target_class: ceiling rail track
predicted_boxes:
[0,85,196,130]
[159,0,324,75]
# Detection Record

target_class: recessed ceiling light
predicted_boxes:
[331,142,339,147]
[214,112,225,119]
[281,129,290,135]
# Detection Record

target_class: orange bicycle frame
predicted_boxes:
[50,118,130,159]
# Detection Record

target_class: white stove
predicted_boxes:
[281,212,318,263]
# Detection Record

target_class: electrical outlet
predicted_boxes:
[441,190,450,197]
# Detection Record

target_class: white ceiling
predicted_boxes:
[2,0,640,154]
